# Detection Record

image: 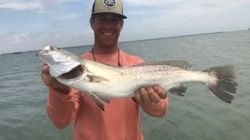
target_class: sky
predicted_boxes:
[1,0,250,54]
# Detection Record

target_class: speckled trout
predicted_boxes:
[37,45,238,110]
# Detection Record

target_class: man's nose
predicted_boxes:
[103,19,115,26]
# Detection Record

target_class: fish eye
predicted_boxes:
[50,46,55,51]
[43,45,54,51]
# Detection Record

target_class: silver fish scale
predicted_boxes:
[123,65,184,76]
[121,64,214,87]
[119,65,192,86]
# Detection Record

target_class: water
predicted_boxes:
[0,30,250,140]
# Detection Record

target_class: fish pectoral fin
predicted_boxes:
[88,92,106,111]
[86,74,109,83]
[94,93,110,104]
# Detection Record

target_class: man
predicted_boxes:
[41,0,168,140]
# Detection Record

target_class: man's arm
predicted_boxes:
[134,86,168,117]
[41,64,80,128]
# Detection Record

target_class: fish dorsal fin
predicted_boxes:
[134,60,191,69]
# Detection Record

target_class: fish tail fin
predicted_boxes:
[204,65,238,103]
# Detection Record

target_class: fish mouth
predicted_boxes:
[37,45,56,57]
[59,65,83,79]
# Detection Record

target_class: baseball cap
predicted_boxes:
[91,0,127,19]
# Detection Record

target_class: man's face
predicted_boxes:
[90,13,124,47]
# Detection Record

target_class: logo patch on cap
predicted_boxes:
[104,0,116,7]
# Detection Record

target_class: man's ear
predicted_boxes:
[120,20,124,28]
[90,17,94,29]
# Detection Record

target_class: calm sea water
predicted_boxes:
[0,30,249,140]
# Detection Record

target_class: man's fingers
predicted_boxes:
[134,91,143,104]
[41,64,55,87]
[134,86,167,105]
[41,64,50,74]
[153,86,167,99]
[147,87,161,103]
[40,64,70,94]
[41,72,53,87]
[140,88,151,104]
[134,88,151,104]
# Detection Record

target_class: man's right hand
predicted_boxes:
[41,64,70,94]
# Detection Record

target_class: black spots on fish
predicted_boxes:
[59,65,83,79]
[134,60,191,69]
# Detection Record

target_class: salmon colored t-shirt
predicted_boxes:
[46,50,168,140]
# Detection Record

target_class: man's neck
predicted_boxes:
[92,45,119,54]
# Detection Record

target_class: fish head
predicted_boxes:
[37,45,61,65]
[37,45,83,78]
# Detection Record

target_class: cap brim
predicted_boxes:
[92,12,127,19]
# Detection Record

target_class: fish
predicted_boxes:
[37,45,238,111]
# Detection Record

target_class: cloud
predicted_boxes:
[124,0,180,7]
[0,28,93,53]
[39,0,81,8]
[1,0,250,54]
[0,1,42,10]
[123,0,250,41]
[125,0,250,15]
[124,0,250,7]
[127,0,250,21]
[0,0,82,11]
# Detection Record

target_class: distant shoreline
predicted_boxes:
[123,31,225,44]
[1,29,248,55]
[13,52,23,54]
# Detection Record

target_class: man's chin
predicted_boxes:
[101,39,117,46]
